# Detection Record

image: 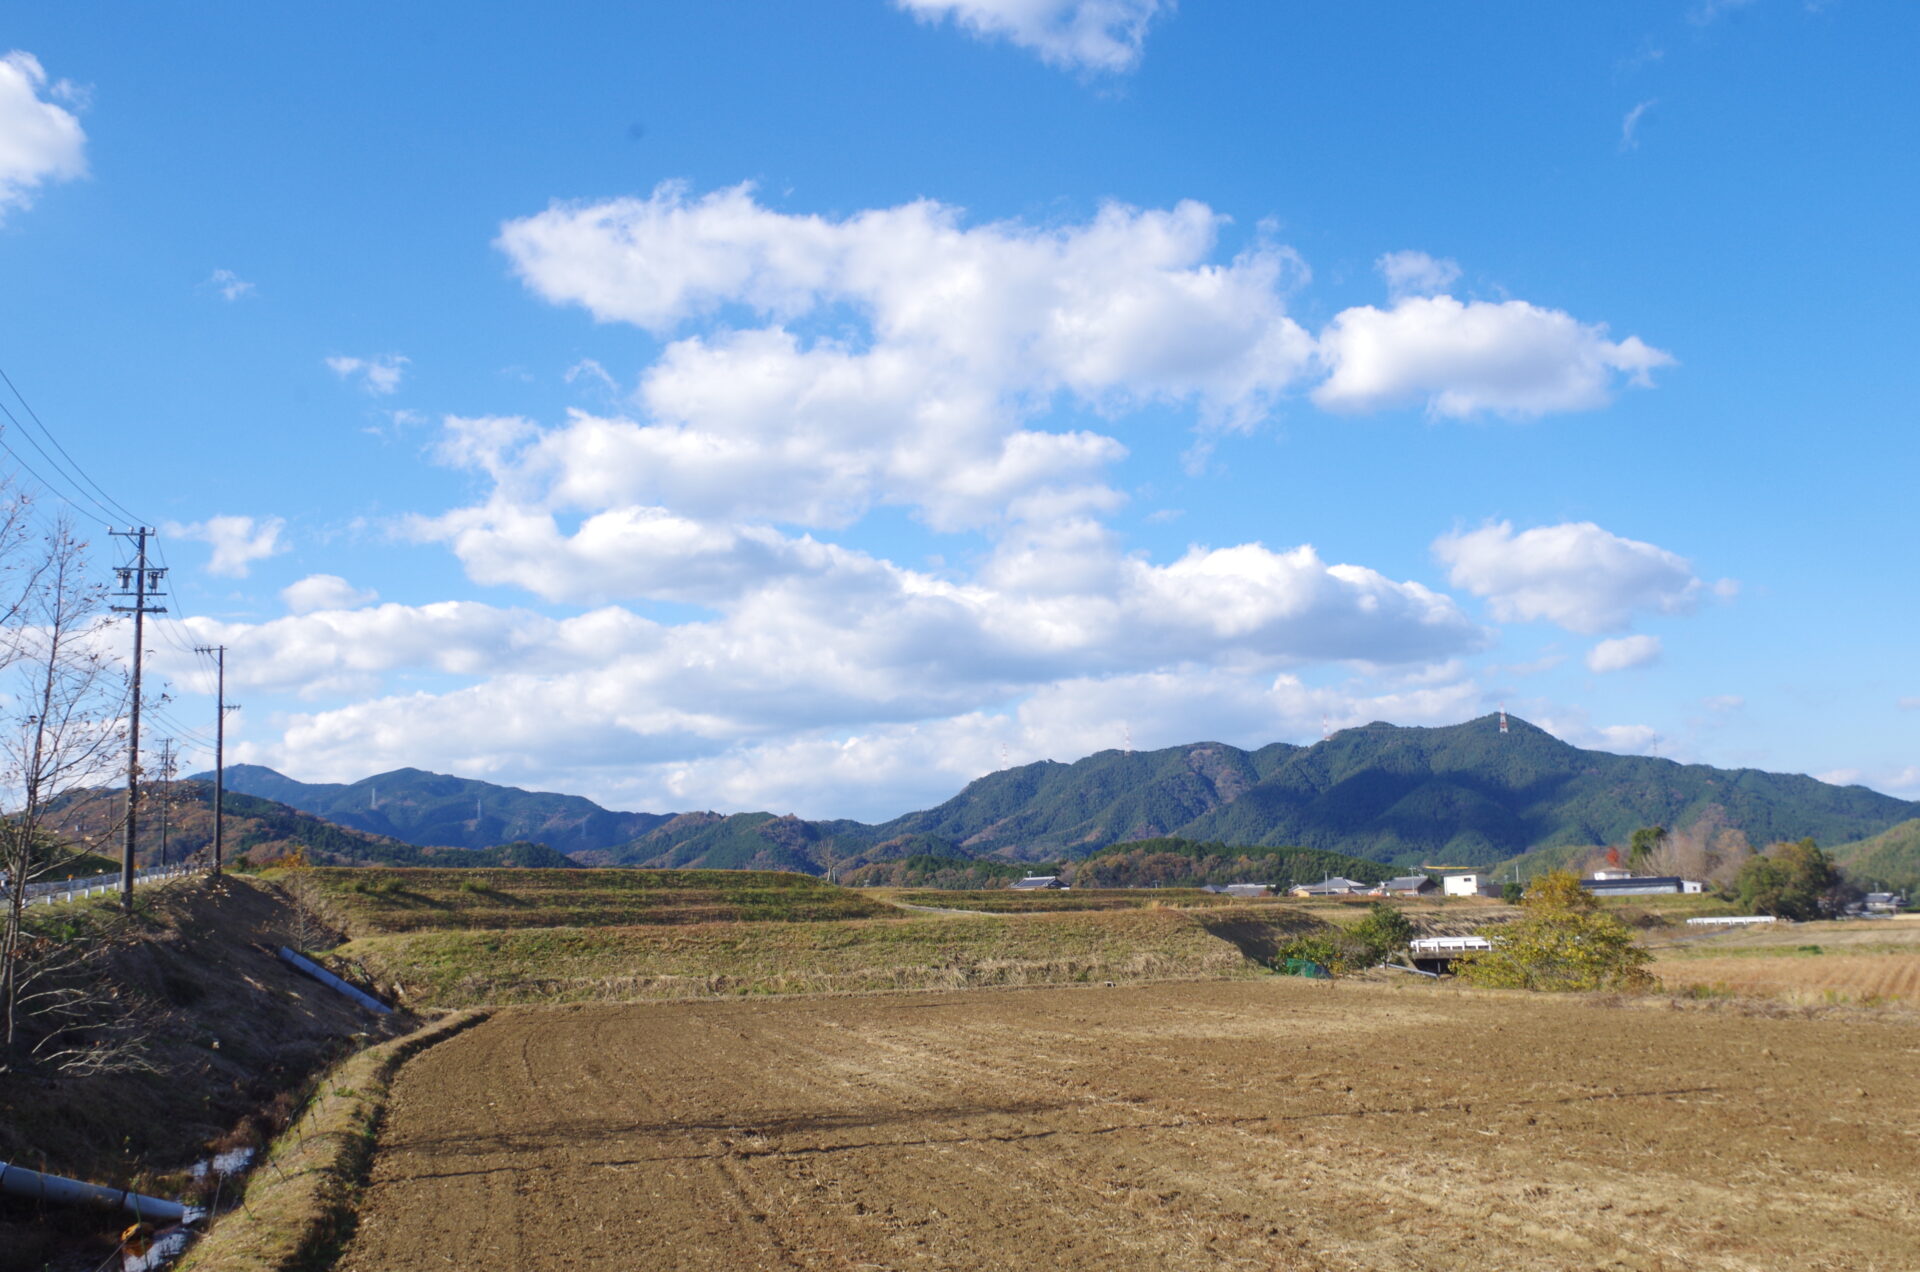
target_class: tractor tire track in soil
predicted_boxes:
[336,980,1920,1271]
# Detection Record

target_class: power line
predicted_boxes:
[0,366,146,526]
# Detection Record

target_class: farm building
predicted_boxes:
[1290,877,1368,897]
[1863,891,1907,913]
[1011,875,1066,890]
[1439,871,1500,898]
[1380,875,1436,897]
[1222,883,1273,898]
[1578,875,1705,897]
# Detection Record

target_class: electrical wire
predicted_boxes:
[0,366,147,527]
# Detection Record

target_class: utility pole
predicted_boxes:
[194,645,229,877]
[112,528,166,913]
[157,738,175,868]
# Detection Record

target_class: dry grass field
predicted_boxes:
[335,980,1920,1272]
[1648,914,1920,1003]
[289,866,894,933]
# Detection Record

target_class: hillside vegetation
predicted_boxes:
[291,867,893,935]
[1827,818,1920,892]
[41,784,583,870]
[207,763,671,854]
[193,715,1920,875]
[1070,837,1395,888]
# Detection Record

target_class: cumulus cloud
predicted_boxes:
[167,515,287,578]
[281,574,378,615]
[225,656,1488,819]
[1315,295,1673,418]
[1376,250,1461,299]
[325,353,409,395]
[0,51,87,222]
[893,0,1170,72]
[1433,520,1703,634]
[1898,696,1920,711]
[218,185,1678,810]
[1585,633,1662,673]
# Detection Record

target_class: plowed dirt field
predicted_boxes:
[338,981,1920,1271]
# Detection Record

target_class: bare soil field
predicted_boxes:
[337,980,1920,1272]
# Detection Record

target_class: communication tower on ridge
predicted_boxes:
[1498,704,1509,735]
[1122,721,1133,754]
[1321,714,1332,742]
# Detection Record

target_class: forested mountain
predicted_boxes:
[1828,819,1920,892]
[191,717,1919,874]
[204,764,670,854]
[42,782,579,869]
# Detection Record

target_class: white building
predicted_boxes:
[1441,872,1495,897]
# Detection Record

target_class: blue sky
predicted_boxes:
[1,1,1914,820]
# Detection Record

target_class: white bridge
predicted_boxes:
[1408,935,1493,972]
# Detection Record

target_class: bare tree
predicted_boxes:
[0,515,132,1070]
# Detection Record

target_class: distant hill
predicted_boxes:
[41,783,578,869]
[583,811,875,872]
[856,717,1917,869]
[191,716,1920,876]
[199,764,670,854]
[1828,819,1920,892]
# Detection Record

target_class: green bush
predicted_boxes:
[1456,871,1653,992]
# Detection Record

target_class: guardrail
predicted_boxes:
[5,863,201,908]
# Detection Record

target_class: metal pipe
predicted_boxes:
[277,946,393,1015]
[0,1160,195,1223]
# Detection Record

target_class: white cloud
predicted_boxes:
[1690,0,1757,25]
[1315,295,1673,418]
[222,186,1682,809]
[0,51,87,223]
[227,656,1488,820]
[1433,520,1704,634]
[281,574,378,615]
[492,187,1327,533]
[1898,696,1920,712]
[564,358,618,393]
[1585,633,1661,673]
[325,353,409,395]
[893,0,1170,72]
[167,515,287,578]
[1376,250,1461,299]
[1703,694,1745,713]
[1620,99,1656,151]
[206,268,255,301]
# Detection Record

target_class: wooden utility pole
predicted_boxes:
[111,528,166,912]
[195,645,229,876]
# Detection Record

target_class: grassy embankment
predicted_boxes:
[287,867,1339,1008]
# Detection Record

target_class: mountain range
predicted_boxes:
[204,716,1920,877]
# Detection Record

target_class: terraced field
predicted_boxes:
[337,980,1920,1272]
[290,866,893,933]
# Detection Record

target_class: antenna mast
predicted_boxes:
[1498,704,1509,735]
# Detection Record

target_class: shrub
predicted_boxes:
[1456,870,1654,993]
